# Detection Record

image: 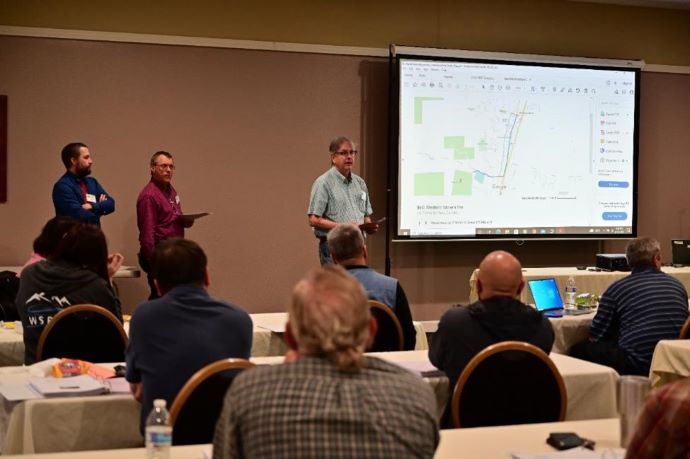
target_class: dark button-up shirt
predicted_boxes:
[52,172,115,225]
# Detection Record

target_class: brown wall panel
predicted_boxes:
[0,35,689,320]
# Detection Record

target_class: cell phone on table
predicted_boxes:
[547,432,594,450]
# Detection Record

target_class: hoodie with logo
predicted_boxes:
[15,259,122,364]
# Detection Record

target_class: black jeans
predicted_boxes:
[137,252,160,300]
[569,340,646,376]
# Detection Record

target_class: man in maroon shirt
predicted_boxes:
[136,151,193,299]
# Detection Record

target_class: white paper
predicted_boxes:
[0,383,42,402]
[29,375,107,397]
[180,212,211,220]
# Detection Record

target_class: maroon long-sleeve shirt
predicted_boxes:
[136,180,184,260]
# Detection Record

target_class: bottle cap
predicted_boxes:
[153,399,166,408]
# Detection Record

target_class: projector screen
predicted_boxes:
[394,47,641,240]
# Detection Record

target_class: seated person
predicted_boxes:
[15,223,123,364]
[429,250,554,427]
[625,377,690,459]
[212,265,439,458]
[570,237,689,375]
[16,216,76,277]
[126,238,252,434]
[327,223,416,350]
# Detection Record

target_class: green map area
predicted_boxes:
[414,96,443,124]
[414,172,444,195]
[444,136,475,159]
[451,170,472,195]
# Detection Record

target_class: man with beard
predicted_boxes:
[52,142,115,226]
[137,151,193,299]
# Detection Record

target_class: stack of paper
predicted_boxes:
[29,375,107,397]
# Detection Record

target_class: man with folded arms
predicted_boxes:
[126,238,252,434]
[327,223,416,350]
[429,250,554,427]
[213,265,439,458]
[307,136,378,266]
[570,237,689,375]
[52,142,115,226]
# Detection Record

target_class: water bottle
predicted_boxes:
[145,399,172,459]
[565,276,577,309]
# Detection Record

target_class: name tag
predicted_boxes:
[175,195,180,204]
[361,191,366,201]
[86,194,97,203]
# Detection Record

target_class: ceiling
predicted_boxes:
[568,0,690,9]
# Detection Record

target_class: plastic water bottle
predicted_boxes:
[565,276,577,309]
[145,399,172,459]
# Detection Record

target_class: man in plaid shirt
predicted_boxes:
[213,265,439,458]
[625,377,690,459]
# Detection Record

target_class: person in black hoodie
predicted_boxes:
[429,250,554,427]
[15,223,122,364]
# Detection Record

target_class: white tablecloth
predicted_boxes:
[649,339,690,388]
[469,266,690,304]
[436,418,623,458]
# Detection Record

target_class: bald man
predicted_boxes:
[429,250,554,427]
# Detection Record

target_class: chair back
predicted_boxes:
[36,304,127,362]
[169,358,255,445]
[367,300,404,352]
[451,341,567,428]
[679,316,690,339]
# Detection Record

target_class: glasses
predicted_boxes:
[334,150,358,157]
[155,164,175,170]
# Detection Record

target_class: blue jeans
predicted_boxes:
[318,240,332,266]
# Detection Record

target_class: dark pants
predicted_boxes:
[318,239,332,266]
[569,340,646,376]
[138,252,160,300]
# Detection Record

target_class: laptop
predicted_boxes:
[671,240,690,266]
[527,278,565,317]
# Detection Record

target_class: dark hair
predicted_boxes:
[51,223,110,281]
[61,142,87,169]
[33,216,77,257]
[152,238,206,292]
[150,150,173,167]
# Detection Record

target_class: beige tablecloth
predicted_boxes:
[435,418,622,458]
[2,444,208,458]
[0,349,618,454]
[253,350,619,422]
[469,266,690,304]
[649,339,690,388]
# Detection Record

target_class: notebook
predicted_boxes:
[527,278,565,318]
[671,240,690,266]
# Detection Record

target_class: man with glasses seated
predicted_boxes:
[307,136,378,266]
[137,151,194,299]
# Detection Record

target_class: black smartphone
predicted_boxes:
[546,432,585,450]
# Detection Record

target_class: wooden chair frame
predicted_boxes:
[169,358,255,426]
[451,340,567,428]
[679,316,690,339]
[368,300,404,352]
[35,303,127,362]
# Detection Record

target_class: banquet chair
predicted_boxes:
[36,304,128,362]
[451,341,567,428]
[679,316,690,339]
[169,358,255,445]
[367,300,404,352]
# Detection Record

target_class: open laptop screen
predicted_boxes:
[528,278,564,312]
